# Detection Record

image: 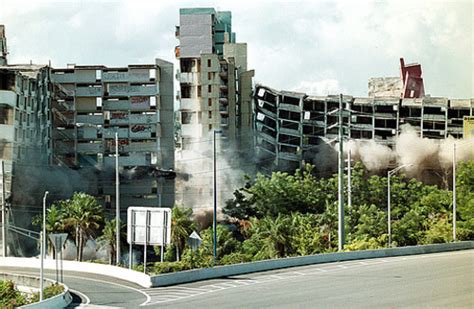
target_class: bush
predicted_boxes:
[0,280,28,308]
[150,261,190,274]
[30,283,65,304]
[219,252,252,265]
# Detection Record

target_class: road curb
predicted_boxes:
[0,272,72,309]
[150,241,474,287]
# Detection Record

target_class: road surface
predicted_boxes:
[1,249,472,308]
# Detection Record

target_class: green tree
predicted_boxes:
[32,203,66,257]
[62,192,104,261]
[170,206,196,261]
[96,218,126,265]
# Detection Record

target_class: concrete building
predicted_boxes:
[176,8,254,146]
[175,8,254,210]
[50,60,175,210]
[254,84,473,174]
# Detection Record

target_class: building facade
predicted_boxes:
[0,25,176,256]
[176,8,254,147]
[254,84,473,174]
[175,8,255,211]
[50,60,175,210]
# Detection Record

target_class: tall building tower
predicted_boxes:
[0,25,7,65]
[176,8,254,147]
[175,8,254,211]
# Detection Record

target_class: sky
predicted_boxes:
[1,0,472,98]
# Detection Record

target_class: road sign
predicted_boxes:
[463,116,474,139]
[127,207,171,246]
[187,231,202,251]
[48,233,68,249]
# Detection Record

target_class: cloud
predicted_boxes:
[292,79,344,96]
[1,0,472,98]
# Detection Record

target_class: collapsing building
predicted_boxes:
[0,25,175,256]
[254,59,473,174]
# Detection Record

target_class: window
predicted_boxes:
[208,85,212,93]
[207,59,212,67]
[197,86,202,97]
[181,85,191,98]
[95,70,102,81]
[149,69,156,80]
[208,111,212,119]
[209,124,212,131]
[208,98,212,107]
[150,96,157,107]
[96,97,103,108]
[208,72,212,80]
[181,112,193,124]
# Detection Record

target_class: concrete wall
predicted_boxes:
[0,273,72,309]
[150,241,474,287]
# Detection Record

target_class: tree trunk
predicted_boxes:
[176,245,180,262]
[75,227,80,261]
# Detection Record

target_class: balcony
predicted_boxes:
[108,84,158,96]
[77,142,104,153]
[0,124,14,141]
[102,71,152,83]
[179,98,198,111]
[0,91,16,108]
[76,114,104,125]
[129,124,156,139]
[179,72,199,84]
[76,86,103,97]
[129,113,158,125]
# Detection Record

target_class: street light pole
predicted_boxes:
[387,164,412,247]
[115,132,120,265]
[40,191,49,302]
[338,94,345,251]
[213,130,222,264]
[1,160,6,257]
[452,143,456,242]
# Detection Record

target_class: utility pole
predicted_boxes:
[1,161,6,257]
[40,191,49,302]
[213,129,222,265]
[115,132,120,265]
[452,143,456,242]
[338,94,345,251]
[347,149,352,236]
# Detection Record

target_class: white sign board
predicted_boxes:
[127,207,171,246]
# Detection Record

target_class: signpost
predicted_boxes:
[127,207,171,273]
[187,231,202,268]
[48,233,68,283]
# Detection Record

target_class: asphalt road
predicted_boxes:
[1,249,472,308]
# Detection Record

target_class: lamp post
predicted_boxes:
[452,139,474,242]
[115,132,120,265]
[213,129,222,265]
[387,164,412,248]
[40,191,49,302]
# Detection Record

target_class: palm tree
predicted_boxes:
[62,193,104,261]
[171,206,195,261]
[97,219,126,265]
[32,203,66,257]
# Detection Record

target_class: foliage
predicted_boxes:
[96,218,126,265]
[170,205,196,261]
[0,280,28,308]
[30,283,65,303]
[60,192,104,261]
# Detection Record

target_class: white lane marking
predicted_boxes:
[337,265,348,269]
[2,270,152,307]
[69,288,91,306]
